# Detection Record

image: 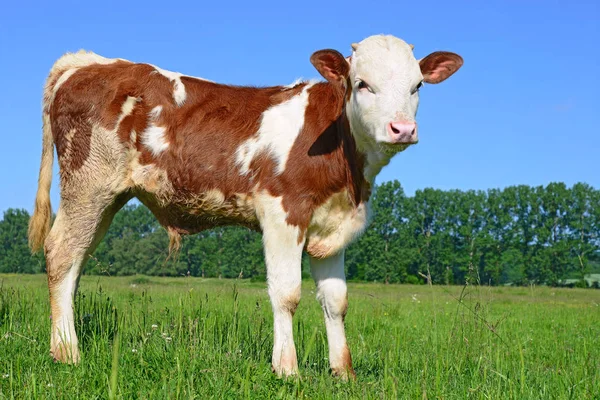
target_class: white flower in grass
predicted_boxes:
[47,383,54,388]
[165,337,172,342]
[132,348,138,353]
[2,374,9,379]
[151,324,158,330]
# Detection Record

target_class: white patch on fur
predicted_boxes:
[141,106,169,155]
[52,50,119,72]
[128,161,173,196]
[236,82,314,175]
[256,193,301,253]
[54,259,82,342]
[151,66,187,106]
[283,78,304,89]
[113,96,138,132]
[120,96,137,117]
[142,125,169,156]
[306,192,370,258]
[148,105,162,120]
[203,189,225,206]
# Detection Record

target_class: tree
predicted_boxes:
[0,209,44,273]
[1,183,599,286]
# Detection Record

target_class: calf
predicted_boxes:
[29,34,462,378]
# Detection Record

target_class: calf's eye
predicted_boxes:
[412,81,424,94]
[357,80,374,93]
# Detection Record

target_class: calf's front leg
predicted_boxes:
[260,198,305,377]
[310,250,355,379]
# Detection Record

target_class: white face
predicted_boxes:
[346,35,424,153]
[310,34,463,160]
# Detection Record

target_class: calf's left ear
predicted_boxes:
[419,51,463,84]
[310,49,350,85]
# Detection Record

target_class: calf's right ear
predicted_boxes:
[310,49,350,85]
[419,51,463,84]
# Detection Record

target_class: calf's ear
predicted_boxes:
[419,51,463,84]
[310,49,350,85]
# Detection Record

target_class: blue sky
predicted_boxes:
[0,0,598,213]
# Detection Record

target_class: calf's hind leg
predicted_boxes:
[45,194,129,363]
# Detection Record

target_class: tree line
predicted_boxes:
[1,181,599,287]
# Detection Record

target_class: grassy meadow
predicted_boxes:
[0,274,599,399]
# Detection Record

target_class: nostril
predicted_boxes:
[389,121,417,141]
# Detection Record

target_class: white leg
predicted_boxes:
[45,196,127,363]
[45,207,91,363]
[259,195,304,377]
[310,250,355,379]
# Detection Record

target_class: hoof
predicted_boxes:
[332,366,356,381]
[51,343,80,364]
[271,364,299,378]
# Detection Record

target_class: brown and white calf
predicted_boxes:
[28,34,462,378]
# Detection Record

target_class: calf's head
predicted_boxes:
[311,34,463,155]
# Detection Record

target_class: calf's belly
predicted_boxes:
[135,188,260,235]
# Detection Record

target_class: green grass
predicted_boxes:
[0,274,599,399]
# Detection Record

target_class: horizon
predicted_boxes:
[2,180,598,215]
[1,0,598,213]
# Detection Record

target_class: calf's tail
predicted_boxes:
[28,111,54,253]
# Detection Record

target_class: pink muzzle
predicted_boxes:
[387,121,418,144]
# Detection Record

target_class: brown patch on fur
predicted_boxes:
[305,243,330,258]
[339,294,349,320]
[280,285,301,316]
[332,345,355,380]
